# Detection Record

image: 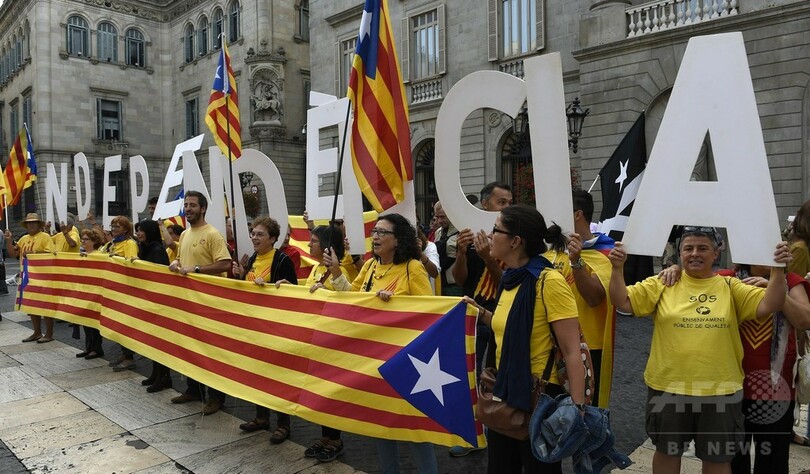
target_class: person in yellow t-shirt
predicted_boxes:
[232,216,299,445]
[101,216,139,259]
[543,190,615,408]
[52,213,80,253]
[168,191,232,414]
[609,226,792,472]
[462,204,586,474]
[100,216,140,372]
[325,213,434,469]
[5,213,55,343]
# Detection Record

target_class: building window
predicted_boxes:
[298,0,310,42]
[502,0,536,57]
[488,0,544,61]
[184,24,195,63]
[412,10,439,80]
[9,103,18,141]
[22,96,31,133]
[414,140,437,227]
[11,35,18,69]
[125,29,145,67]
[185,98,199,139]
[500,130,534,205]
[212,9,224,49]
[67,15,89,56]
[97,22,118,62]
[95,164,130,217]
[97,99,122,140]
[228,2,240,43]
[198,17,209,56]
[337,37,357,96]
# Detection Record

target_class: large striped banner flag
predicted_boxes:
[20,253,485,448]
[4,127,37,206]
[347,0,413,212]
[205,40,242,160]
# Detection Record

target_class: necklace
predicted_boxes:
[374,261,396,280]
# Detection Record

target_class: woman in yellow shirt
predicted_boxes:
[323,213,435,470]
[77,228,108,359]
[102,216,140,371]
[462,204,586,474]
[5,213,55,343]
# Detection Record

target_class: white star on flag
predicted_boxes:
[614,159,628,192]
[408,349,460,406]
[358,9,373,44]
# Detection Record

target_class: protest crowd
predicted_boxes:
[3,180,810,474]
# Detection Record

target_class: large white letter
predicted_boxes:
[45,163,69,226]
[153,135,204,222]
[235,149,289,254]
[435,53,573,234]
[73,153,91,219]
[129,155,149,222]
[305,95,366,250]
[622,33,781,265]
[524,54,573,232]
[102,155,122,229]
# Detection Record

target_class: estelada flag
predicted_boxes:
[205,40,242,160]
[20,253,486,448]
[347,0,413,212]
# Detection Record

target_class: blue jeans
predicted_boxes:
[375,439,437,474]
[806,405,810,438]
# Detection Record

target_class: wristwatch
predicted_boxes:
[194,265,201,273]
[570,258,585,270]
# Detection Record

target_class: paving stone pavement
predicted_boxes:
[1,257,809,473]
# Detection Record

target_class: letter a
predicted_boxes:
[622,33,781,266]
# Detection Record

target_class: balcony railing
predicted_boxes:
[410,77,443,104]
[626,0,738,38]
[498,59,525,79]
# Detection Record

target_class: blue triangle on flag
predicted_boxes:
[378,303,478,447]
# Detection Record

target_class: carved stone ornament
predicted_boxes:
[250,67,285,128]
[488,112,502,129]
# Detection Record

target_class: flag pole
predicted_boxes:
[3,194,7,230]
[221,34,239,261]
[587,174,599,194]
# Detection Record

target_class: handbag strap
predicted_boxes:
[538,274,555,386]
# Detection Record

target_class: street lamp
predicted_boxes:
[239,171,254,190]
[512,104,528,136]
[566,97,590,153]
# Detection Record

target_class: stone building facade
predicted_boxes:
[0,0,311,233]
[310,0,809,224]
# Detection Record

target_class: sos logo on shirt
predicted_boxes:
[689,293,717,303]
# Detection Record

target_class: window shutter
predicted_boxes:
[334,41,341,96]
[437,5,446,74]
[535,0,545,51]
[118,101,123,140]
[487,0,498,61]
[400,16,410,83]
[96,98,101,138]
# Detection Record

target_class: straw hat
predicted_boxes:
[22,213,45,225]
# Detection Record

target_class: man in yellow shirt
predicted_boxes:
[52,213,80,253]
[168,191,231,415]
[543,190,615,408]
[5,213,55,343]
[609,227,791,474]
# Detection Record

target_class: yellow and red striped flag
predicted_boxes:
[4,127,37,205]
[205,40,242,160]
[20,253,486,448]
[347,0,413,212]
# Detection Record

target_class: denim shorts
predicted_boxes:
[645,388,745,463]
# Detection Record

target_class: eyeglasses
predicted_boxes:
[370,228,395,237]
[110,224,121,229]
[250,232,268,238]
[491,226,514,236]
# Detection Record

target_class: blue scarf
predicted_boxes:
[493,255,553,412]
